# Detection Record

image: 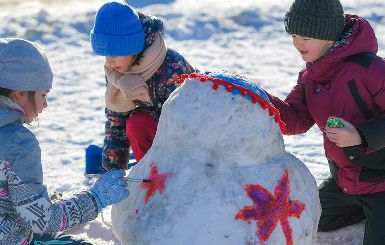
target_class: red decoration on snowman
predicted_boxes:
[140,164,174,204]
[235,169,305,245]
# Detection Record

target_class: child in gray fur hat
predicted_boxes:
[0,38,129,244]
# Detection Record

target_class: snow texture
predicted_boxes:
[0,0,383,244]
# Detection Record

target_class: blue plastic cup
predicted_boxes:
[85,145,138,177]
[85,145,106,175]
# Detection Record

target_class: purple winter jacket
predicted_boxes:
[268,15,385,195]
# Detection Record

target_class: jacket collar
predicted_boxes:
[306,15,379,81]
[0,96,27,127]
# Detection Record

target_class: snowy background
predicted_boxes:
[0,0,384,244]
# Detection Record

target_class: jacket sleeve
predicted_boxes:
[102,108,131,170]
[361,60,385,151]
[6,169,99,234]
[342,60,385,169]
[343,118,385,170]
[266,75,314,135]
[357,118,385,152]
[361,59,385,151]
[5,129,99,234]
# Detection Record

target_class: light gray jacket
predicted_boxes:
[0,103,98,244]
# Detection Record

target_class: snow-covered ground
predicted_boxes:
[0,0,384,244]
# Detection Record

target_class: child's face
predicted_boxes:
[12,90,49,122]
[105,56,136,73]
[291,35,334,62]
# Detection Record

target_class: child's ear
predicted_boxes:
[10,90,26,102]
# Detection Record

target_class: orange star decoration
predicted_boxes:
[139,164,174,204]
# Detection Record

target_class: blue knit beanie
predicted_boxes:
[0,38,53,91]
[90,2,145,56]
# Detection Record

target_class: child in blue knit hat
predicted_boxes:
[90,2,197,169]
[0,38,129,244]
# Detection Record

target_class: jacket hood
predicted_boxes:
[139,12,164,50]
[0,96,27,127]
[0,107,24,128]
[306,14,379,81]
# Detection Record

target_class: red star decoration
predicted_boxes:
[139,164,174,204]
[235,169,305,245]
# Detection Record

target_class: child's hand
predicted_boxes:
[89,169,129,211]
[325,118,362,147]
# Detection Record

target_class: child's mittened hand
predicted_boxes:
[89,169,129,211]
[325,118,362,147]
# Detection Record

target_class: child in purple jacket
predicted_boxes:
[265,0,385,244]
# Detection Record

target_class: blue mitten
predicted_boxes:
[89,169,129,212]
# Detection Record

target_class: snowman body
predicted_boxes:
[111,72,320,245]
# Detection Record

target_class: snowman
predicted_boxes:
[111,71,321,245]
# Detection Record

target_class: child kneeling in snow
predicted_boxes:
[90,2,197,169]
[265,0,385,244]
[0,38,129,244]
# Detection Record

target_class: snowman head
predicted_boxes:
[154,71,286,166]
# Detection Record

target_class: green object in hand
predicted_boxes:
[327,117,344,128]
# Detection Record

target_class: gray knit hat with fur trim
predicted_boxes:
[284,0,345,41]
[0,38,53,91]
